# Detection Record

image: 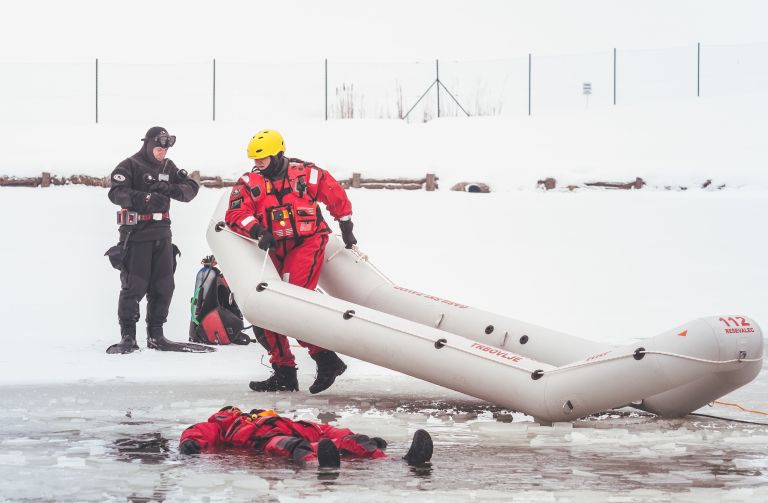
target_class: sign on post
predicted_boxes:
[583,82,592,108]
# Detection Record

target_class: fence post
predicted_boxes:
[528,53,532,116]
[425,173,437,191]
[436,59,440,118]
[95,58,98,123]
[697,42,700,97]
[613,48,617,105]
[212,58,216,121]
[325,58,328,121]
[42,172,51,188]
[351,172,361,188]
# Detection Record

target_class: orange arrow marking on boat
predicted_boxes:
[678,330,688,337]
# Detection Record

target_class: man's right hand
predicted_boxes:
[148,181,170,195]
[339,219,357,249]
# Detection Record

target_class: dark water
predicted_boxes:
[0,381,767,502]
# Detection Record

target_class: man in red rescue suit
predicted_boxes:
[224,129,357,394]
[178,406,433,468]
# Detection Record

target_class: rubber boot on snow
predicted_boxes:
[249,364,299,392]
[106,322,140,354]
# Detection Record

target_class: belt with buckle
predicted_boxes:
[117,209,170,225]
[137,212,170,222]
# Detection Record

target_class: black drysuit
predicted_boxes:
[107,141,199,327]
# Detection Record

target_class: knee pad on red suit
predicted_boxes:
[265,436,316,463]
[317,424,354,439]
[337,434,387,459]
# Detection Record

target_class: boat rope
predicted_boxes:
[260,281,544,375]
[325,240,393,284]
[215,222,764,386]
[258,248,270,283]
[688,412,768,426]
[711,400,768,416]
[538,349,762,376]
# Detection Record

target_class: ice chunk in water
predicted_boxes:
[232,476,270,491]
[56,456,86,468]
[0,451,26,466]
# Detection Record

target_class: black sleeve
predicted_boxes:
[108,160,151,211]
[168,160,199,203]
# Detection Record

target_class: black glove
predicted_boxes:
[145,192,170,212]
[179,439,201,455]
[150,181,184,199]
[339,219,357,249]
[248,224,277,250]
[148,181,170,195]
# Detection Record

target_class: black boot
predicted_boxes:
[403,429,433,466]
[147,325,215,353]
[316,438,341,469]
[249,364,299,392]
[106,323,139,354]
[309,351,347,394]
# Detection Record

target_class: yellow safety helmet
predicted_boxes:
[247,129,285,159]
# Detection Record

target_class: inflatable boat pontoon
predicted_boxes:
[207,193,763,423]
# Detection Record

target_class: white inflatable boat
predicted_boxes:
[207,193,763,423]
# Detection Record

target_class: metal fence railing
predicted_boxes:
[1,42,766,124]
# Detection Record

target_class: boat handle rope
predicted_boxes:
[256,280,540,375]
[215,223,764,378]
[252,277,766,382]
[536,349,763,377]
[326,240,394,285]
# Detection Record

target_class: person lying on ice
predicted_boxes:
[178,406,433,468]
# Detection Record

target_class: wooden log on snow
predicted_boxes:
[0,176,41,187]
[585,177,645,190]
[360,183,423,190]
[425,173,438,191]
[199,176,236,188]
[537,178,557,190]
[68,175,111,187]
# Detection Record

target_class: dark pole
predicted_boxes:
[325,58,328,121]
[95,58,98,123]
[697,42,700,97]
[436,59,440,118]
[212,58,216,121]
[613,48,617,105]
[528,53,531,116]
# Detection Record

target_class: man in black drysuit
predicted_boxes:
[105,126,211,354]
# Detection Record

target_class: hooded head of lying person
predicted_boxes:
[140,126,176,165]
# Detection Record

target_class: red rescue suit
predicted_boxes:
[224,159,353,366]
[179,406,386,462]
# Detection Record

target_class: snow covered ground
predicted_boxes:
[0,178,766,501]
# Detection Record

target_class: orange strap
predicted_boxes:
[714,400,768,416]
